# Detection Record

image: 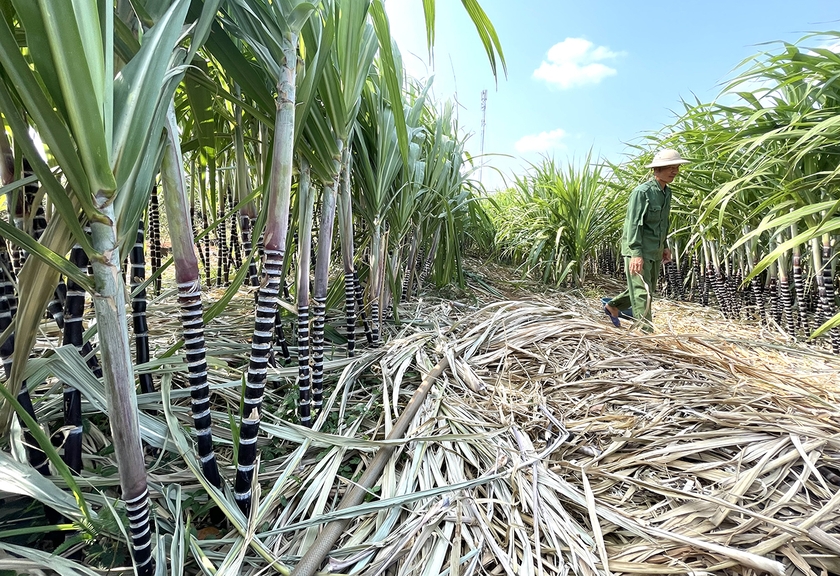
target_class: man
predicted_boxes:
[604,149,689,332]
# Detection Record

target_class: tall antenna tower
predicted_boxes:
[479,89,487,184]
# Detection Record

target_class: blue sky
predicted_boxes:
[384,0,839,190]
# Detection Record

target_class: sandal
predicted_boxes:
[603,304,621,327]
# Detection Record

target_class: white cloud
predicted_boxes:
[810,39,840,54]
[533,38,622,89]
[514,128,567,153]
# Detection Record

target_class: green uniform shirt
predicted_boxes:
[620,179,671,260]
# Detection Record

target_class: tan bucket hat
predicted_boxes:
[645,148,690,168]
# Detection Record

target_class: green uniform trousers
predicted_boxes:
[609,257,661,332]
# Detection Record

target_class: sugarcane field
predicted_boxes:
[1,1,840,575]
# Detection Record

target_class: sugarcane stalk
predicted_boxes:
[46,280,66,328]
[713,240,735,318]
[743,233,765,324]
[707,239,724,314]
[790,220,809,336]
[241,214,259,287]
[390,247,401,315]
[401,226,420,302]
[419,224,441,286]
[690,254,701,303]
[89,204,154,576]
[217,186,228,286]
[821,234,840,353]
[295,158,314,425]
[148,187,162,296]
[162,105,222,489]
[61,241,89,475]
[766,262,779,325]
[229,186,242,272]
[369,226,382,347]
[130,220,154,395]
[311,139,343,421]
[671,238,684,300]
[234,31,298,516]
[0,123,12,186]
[725,252,741,318]
[337,146,357,357]
[701,239,713,307]
[775,234,795,337]
[200,207,212,287]
[233,85,259,288]
[353,269,373,345]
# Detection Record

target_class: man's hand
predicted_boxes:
[662,248,672,263]
[628,256,644,276]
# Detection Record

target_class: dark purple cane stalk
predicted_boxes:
[754,277,769,326]
[235,247,283,510]
[780,273,795,336]
[274,312,291,365]
[369,300,380,346]
[419,226,441,288]
[294,159,314,425]
[665,260,679,299]
[200,209,212,287]
[354,270,373,345]
[309,294,325,418]
[399,264,411,304]
[62,241,89,475]
[726,262,741,319]
[241,214,259,287]
[691,256,702,303]
[233,23,298,518]
[149,187,162,296]
[130,220,154,395]
[678,259,688,301]
[400,229,420,304]
[775,240,794,336]
[217,190,228,286]
[311,147,342,419]
[161,109,223,489]
[337,146,357,356]
[701,264,712,307]
[46,280,67,329]
[229,191,242,272]
[732,266,744,317]
[401,229,422,303]
[792,252,809,336]
[768,276,781,325]
[344,273,356,356]
[822,242,840,353]
[712,266,734,320]
[124,488,153,575]
[178,276,222,487]
[233,30,298,516]
[419,253,433,285]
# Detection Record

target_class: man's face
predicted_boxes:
[655,165,680,184]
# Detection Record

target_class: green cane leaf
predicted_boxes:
[369,0,408,163]
[0,12,94,217]
[0,384,93,523]
[0,81,94,255]
[0,219,93,292]
[35,0,114,195]
[112,0,190,185]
